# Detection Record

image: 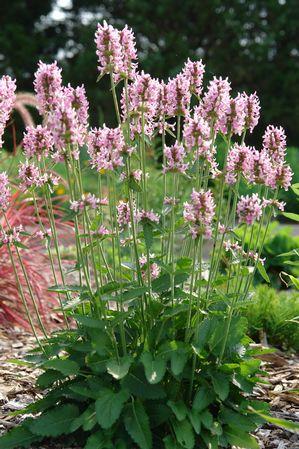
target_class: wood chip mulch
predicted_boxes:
[0,328,298,448]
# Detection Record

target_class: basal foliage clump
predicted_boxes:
[0,21,298,449]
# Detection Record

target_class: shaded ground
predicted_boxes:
[0,328,298,448]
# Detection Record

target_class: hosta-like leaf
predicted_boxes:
[95,388,129,429]
[42,358,79,376]
[28,404,79,437]
[106,355,133,379]
[141,352,166,384]
[124,400,152,449]
[188,409,201,434]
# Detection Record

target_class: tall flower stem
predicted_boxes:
[32,191,69,328]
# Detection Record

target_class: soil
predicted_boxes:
[0,328,298,449]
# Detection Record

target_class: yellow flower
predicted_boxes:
[99,168,106,175]
[55,186,65,195]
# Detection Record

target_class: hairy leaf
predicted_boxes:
[95,388,129,429]
[28,404,79,437]
[124,400,152,449]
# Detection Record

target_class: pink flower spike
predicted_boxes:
[0,75,16,148]
[23,125,54,160]
[182,59,205,97]
[163,142,189,174]
[242,92,260,133]
[262,125,287,163]
[183,189,215,239]
[200,76,231,131]
[225,143,254,185]
[0,171,11,211]
[34,61,62,114]
[237,194,263,225]
[95,21,122,77]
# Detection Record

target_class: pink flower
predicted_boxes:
[117,201,132,228]
[139,255,161,280]
[200,76,231,131]
[23,125,54,160]
[93,225,110,236]
[34,61,62,114]
[0,172,11,211]
[237,194,263,225]
[271,163,293,191]
[139,210,160,224]
[18,161,44,191]
[182,59,205,97]
[262,199,285,211]
[63,84,89,128]
[242,92,260,133]
[222,94,246,135]
[48,86,89,157]
[250,150,274,186]
[119,25,138,78]
[95,21,122,77]
[166,73,191,116]
[70,193,106,213]
[88,125,132,172]
[183,189,215,238]
[183,112,211,158]
[0,75,16,148]
[262,125,286,163]
[225,144,254,185]
[121,71,160,137]
[36,228,52,240]
[0,225,23,245]
[163,142,188,174]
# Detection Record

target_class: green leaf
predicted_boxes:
[163,435,184,449]
[187,409,201,434]
[124,400,152,449]
[74,315,105,329]
[128,176,142,192]
[193,386,214,412]
[225,427,259,449]
[106,355,133,380]
[172,418,195,449]
[200,410,213,429]
[256,262,270,283]
[95,388,129,429]
[141,352,167,384]
[282,212,299,222]
[121,367,166,399]
[219,408,256,432]
[167,400,188,421]
[170,343,189,376]
[84,430,105,449]
[248,407,299,432]
[42,358,79,376]
[0,424,41,449]
[48,284,85,293]
[36,369,65,388]
[28,404,79,437]
[70,405,96,432]
[211,372,230,400]
[143,222,153,250]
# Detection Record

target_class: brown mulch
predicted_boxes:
[0,328,298,448]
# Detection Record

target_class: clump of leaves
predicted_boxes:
[2,276,299,449]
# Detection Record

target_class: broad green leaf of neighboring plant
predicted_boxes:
[167,400,188,421]
[95,388,129,429]
[141,352,167,384]
[124,400,152,449]
[106,355,133,380]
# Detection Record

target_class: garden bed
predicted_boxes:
[0,327,298,449]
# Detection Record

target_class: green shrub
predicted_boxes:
[244,285,299,351]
